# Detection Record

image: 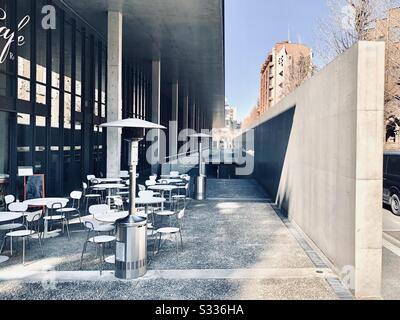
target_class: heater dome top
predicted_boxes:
[100,118,166,129]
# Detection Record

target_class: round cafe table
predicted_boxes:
[160,174,181,179]
[135,197,166,215]
[23,198,69,239]
[0,212,24,264]
[0,212,23,223]
[135,197,166,228]
[148,185,178,206]
[98,184,126,207]
[157,179,183,184]
[95,178,123,184]
[95,211,129,224]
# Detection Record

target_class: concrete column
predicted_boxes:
[196,106,202,132]
[183,94,189,130]
[151,60,161,173]
[192,102,196,131]
[170,81,179,157]
[107,11,123,178]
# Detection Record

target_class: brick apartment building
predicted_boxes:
[365,7,400,150]
[243,41,312,129]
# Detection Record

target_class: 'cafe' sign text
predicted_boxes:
[0,8,30,64]
[0,5,56,64]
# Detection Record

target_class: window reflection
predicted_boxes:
[17,113,31,167]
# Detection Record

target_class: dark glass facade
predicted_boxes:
[0,0,152,199]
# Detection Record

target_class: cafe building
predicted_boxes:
[0,0,225,199]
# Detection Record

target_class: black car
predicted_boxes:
[384,152,400,215]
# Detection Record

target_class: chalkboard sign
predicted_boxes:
[24,174,45,200]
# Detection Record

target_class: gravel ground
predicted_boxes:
[0,179,341,300]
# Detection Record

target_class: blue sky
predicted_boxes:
[225,0,330,121]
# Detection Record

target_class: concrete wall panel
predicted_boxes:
[247,42,385,299]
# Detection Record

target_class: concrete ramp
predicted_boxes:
[206,179,271,202]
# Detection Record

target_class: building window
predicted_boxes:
[17,113,31,167]
[17,0,31,102]
[0,112,9,174]
[390,26,400,43]
[34,116,46,173]
[76,29,82,113]
[17,78,30,101]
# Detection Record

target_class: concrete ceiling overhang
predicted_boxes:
[59,0,225,128]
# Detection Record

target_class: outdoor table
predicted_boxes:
[96,178,123,184]
[136,197,166,215]
[157,178,183,184]
[0,212,24,264]
[148,185,178,204]
[160,174,181,179]
[95,211,129,224]
[23,198,69,239]
[0,212,23,223]
[99,184,126,207]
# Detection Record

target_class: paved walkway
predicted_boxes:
[382,208,400,300]
[0,179,350,300]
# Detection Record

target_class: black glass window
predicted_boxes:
[17,113,31,167]
[0,111,9,174]
[388,156,400,176]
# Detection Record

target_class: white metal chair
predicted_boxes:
[91,178,107,200]
[2,210,44,265]
[56,191,83,224]
[4,195,15,211]
[120,170,129,177]
[115,180,129,200]
[87,175,96,187]
[139,190,154,199]
[0,202,27,254]
[83,182,102,212]
[172,183,190,210]
[153,209,185,255]
[113,196,124,211]
[88,205,116,234]
[79,220,116,275]
[44,202,70,240]
[170,171,180,178]
[0,202,26,233]
[145,180,156,187]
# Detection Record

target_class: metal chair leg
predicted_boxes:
[175,233,179,255]
[153,233,158,257]
[99,244,103,276]
[80,241,88,270]
[64,219,71,240]
[38,235,44,257]
[22,237,25,265]
[179,230,183,250]
[0,236,6,254]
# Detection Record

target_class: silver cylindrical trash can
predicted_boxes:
[115,215,147,280]
[196,175,206,200]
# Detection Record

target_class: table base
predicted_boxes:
[0,255,9,264]
[42,230,61,239]
[105,255,115,264]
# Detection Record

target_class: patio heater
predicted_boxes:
[190,133,212,200]
[100,119,165,280]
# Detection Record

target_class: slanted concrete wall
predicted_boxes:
[249,42,385,299]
